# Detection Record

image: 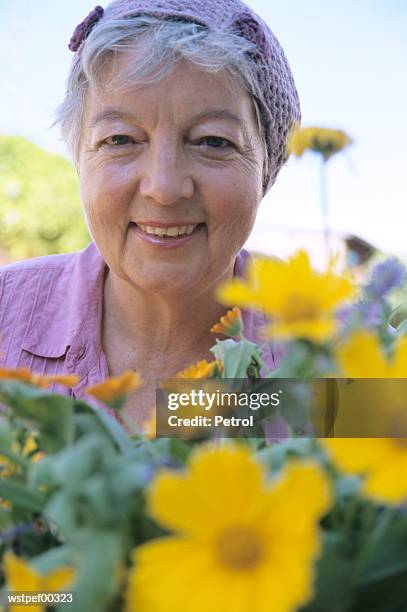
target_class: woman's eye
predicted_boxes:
[103,134,134,146]
[199,136,234,149]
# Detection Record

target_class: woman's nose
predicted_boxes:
[139,142,194,205]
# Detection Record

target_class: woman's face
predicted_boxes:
[78,55,265,297]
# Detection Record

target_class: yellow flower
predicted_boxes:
[327,333,407,437]
[85,370,142,403]
[176,359,223,379]
[0,367,80,389]
[1,434,44,479]
[3,551,75,612]
[287,126,352,161]
[17,434,43,462]
[335,330,407,377]
[321,438,407,505]
[125,444,333,612]
[217,250,354,342]
[210,307,243,338]
[0,368,33,382]
[142,408,156,440]
[0,454,14,479]
[39,374,80,387]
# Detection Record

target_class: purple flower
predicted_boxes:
[336,304,357,325]
[366,258,406,298]
[359,300,384,327]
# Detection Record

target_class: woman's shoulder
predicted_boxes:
[0,242,102,291]
[0,250,78,276]
[0,241,105,371]
[0,242,104,310]
[0,251,81,321]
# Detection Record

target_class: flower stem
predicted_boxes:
[353,505,392,581]
[320,156,331,263]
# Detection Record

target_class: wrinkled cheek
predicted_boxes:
[208,215,255,266]
[81,203,108,252]
[211,191,258,248]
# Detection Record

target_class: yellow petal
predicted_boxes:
[148,445,265,537]
[335,332,394,377]
[363,452,407,504]
[0,367,47,388]
[176,360,220,379]
[217,249,353,344]
[263,461,333,536]
[267,318,335,342]
[130,449,330,612]
[211,307,243,337]
[40,374,80,387]
[3,552,40,591]
[142,408,156,440]
[86,370,142,402]
[126,538,220,612]
[393,336,407,375]
[320,438,396,473]
[43,566,75,590]
[129,536,313,612]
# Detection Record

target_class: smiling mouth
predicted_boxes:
[132,222,206,239]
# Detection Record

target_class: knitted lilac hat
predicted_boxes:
[68,1,301,192]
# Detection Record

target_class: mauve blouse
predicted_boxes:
[0,241,287,439]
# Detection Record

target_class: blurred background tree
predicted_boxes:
[0,135,90,263]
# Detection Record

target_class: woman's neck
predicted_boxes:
[102,267,230,369]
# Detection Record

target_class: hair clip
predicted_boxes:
[68,5,104,52]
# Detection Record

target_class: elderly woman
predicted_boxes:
[0,0,300,427]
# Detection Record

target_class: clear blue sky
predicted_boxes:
[1,1,406,258]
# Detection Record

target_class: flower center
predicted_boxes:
[215,527,264,571]
[393,438,407,449]
[282,297,319,323]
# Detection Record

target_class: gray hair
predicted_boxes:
[53,15,270,185]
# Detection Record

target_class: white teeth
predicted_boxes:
[137,223,198,237]
[154,228,167,236]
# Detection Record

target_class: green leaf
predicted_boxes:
[395,318,407,337]
[355,510,407,586]
[28,455,56,489]
[77,475,118,526]
[0,507,13,528]
[352,570,407,612]
[0,478,44,512]
[44,492,78,540]
[68,530,123,612]
[0,420,13,451]
[258,437,317,472]
[91,405,133,454]
[210,338,260,377]
[389,303,407,330]
[42,434,115,490]
[31,544,73,574]
[300,532,355,612]
[0,381,74,452]
[148,437,193,464]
